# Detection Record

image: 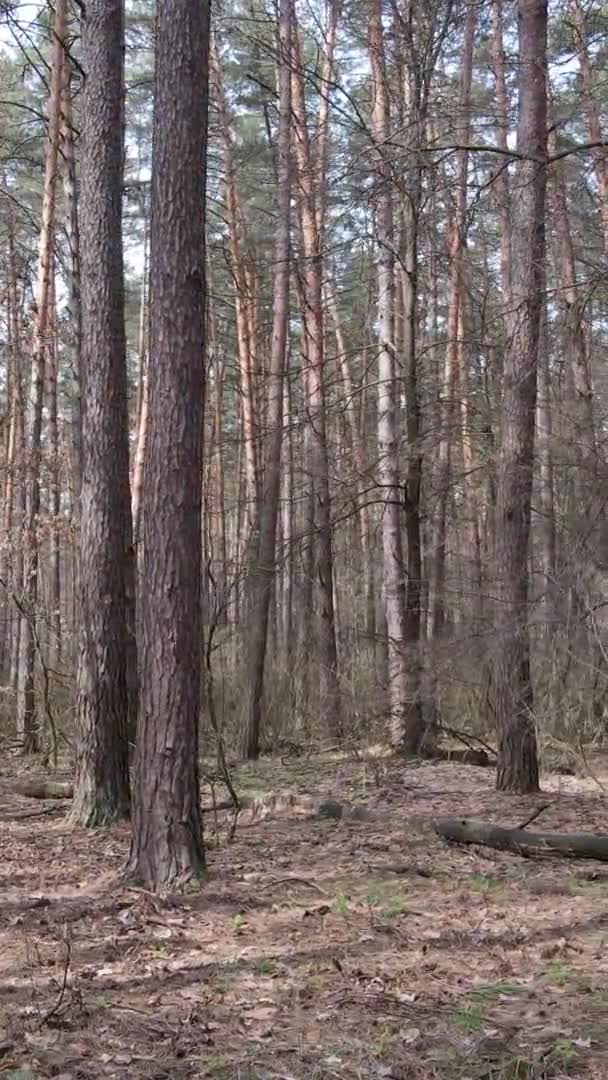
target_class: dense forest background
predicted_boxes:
[0,0,606,883]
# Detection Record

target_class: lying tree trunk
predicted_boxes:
[434,815,608,862]
[13,779,74,800]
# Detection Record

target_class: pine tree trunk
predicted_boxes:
[127,0,210,888]
[17,0,67,753]
[240,0,291,759]
[430,1,476,641]
[369,0,423,751]
[493,0,546,793]
[60,56,82,516]
[47,277,61,668]
[71,0,133,824]
[569,0,608,252]
[131,210,149,550]
[290,8,341,736]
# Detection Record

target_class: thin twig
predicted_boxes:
[38,930,71,1026]
[261,876,330,897]
[517,804,551,831]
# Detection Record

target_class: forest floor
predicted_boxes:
[0,753,608,1080]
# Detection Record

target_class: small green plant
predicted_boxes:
[548,1037,578,1065]
[232,912,247,933]
[543,960,576,986]
[366,883,410,922]
[467,980,524,1004]
[469,873,504,896]
[451,1001,484,1033]
[334,892,350,915]
[254,957,276,976]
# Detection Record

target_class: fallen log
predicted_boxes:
[433,815,608,862]
[13,779,73,800]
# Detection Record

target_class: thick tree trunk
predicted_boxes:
[127,0,210,888]
[240,0,291,760]
[492,0,547,793]
[71,0,134,825]
[17,0,67,753]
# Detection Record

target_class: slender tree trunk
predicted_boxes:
[535,310,556,625]
[71,0,134,824]
[60,54,83,515]
[290,6,341,735]
[369,0,423,750]
[127,0,210,888]
[131,211,149,548]
[0,213,23,680]
[569,0,608,252]
[430,0,476,640]
[548,124,596,529]
[493,0,546,793]
[17,0,67,753]
[211,40,260,545]
[47,275,62,668]
[491,0,513,308]
[240,0,291,759]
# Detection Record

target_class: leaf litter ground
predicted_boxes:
[0,755,607,1079]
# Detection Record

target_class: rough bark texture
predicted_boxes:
[71,0,133,825]
[126,0,210,889]
[492,0,547,793]
[241,0,291,760]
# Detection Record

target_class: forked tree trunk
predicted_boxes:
[71,0,134,825]
[240,0,291,759]
[127,0,210,889]
[17,0,67,753]
[492,0,546,793]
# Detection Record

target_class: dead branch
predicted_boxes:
[517,803,551,830]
